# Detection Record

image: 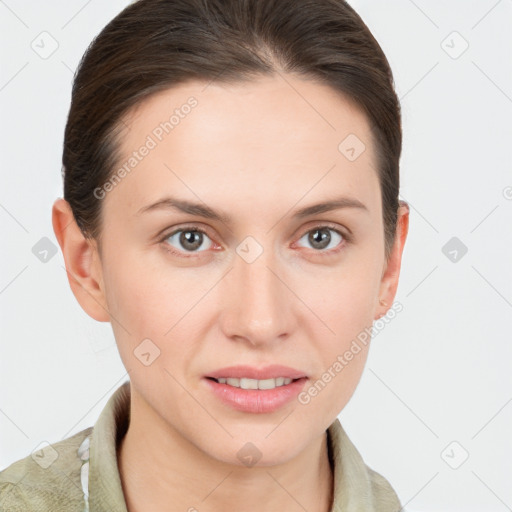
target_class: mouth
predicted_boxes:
[203,375,309,413]
[205,376,306,390]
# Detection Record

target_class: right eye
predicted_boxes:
[160,226,216,256]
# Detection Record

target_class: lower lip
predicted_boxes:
[203,377,308,413]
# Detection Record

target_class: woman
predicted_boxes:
[0,0,409,510]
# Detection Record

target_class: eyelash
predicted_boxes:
[158,223,352,258]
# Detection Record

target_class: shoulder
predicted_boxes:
[0,427,92,512]
[327,418,402,511]
[365,465,402,511]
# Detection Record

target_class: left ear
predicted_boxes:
[374,201,410,320]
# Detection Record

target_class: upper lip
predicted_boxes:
[206,365,308,380]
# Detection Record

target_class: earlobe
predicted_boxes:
[374,202,410,320]
[52,198,110,323]
[375,298,389,320]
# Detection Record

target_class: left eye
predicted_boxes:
[296,227,344,251]
[164,228,213,253]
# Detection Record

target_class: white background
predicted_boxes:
[1,1,511,511]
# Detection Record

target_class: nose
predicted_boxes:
[219,244,294,347]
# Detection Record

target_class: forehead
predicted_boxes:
[105,74,380,220]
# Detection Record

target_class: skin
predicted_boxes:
[52,74,409,512]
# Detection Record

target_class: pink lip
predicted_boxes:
[203,376,308,413]
[206,364,307,380]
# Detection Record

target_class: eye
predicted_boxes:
[161,227,214,255]
[159,223,350,258]
[296,225,348,253]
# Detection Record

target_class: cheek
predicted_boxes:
[102,248,216,379]
[307,258,379,338]
[103,247,194,333]
[101,249,185,367]
[298,261,378,415]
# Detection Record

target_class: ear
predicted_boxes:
[52,198,110,322]
[374,201,410,320]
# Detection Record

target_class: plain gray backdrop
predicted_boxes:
[1,1,511,511]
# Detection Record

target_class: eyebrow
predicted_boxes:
[136,195,369,223]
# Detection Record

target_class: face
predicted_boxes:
[74,74,406,466]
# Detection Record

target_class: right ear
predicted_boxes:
[51,198,110,322]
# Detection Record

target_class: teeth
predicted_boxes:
[215,377,294,389]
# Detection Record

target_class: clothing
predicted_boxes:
[0,381,402,511]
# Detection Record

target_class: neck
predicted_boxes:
[117,392,334,512]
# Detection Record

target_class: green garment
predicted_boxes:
[0,381,402,511]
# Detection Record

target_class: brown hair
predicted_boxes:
[63,0,402,259]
